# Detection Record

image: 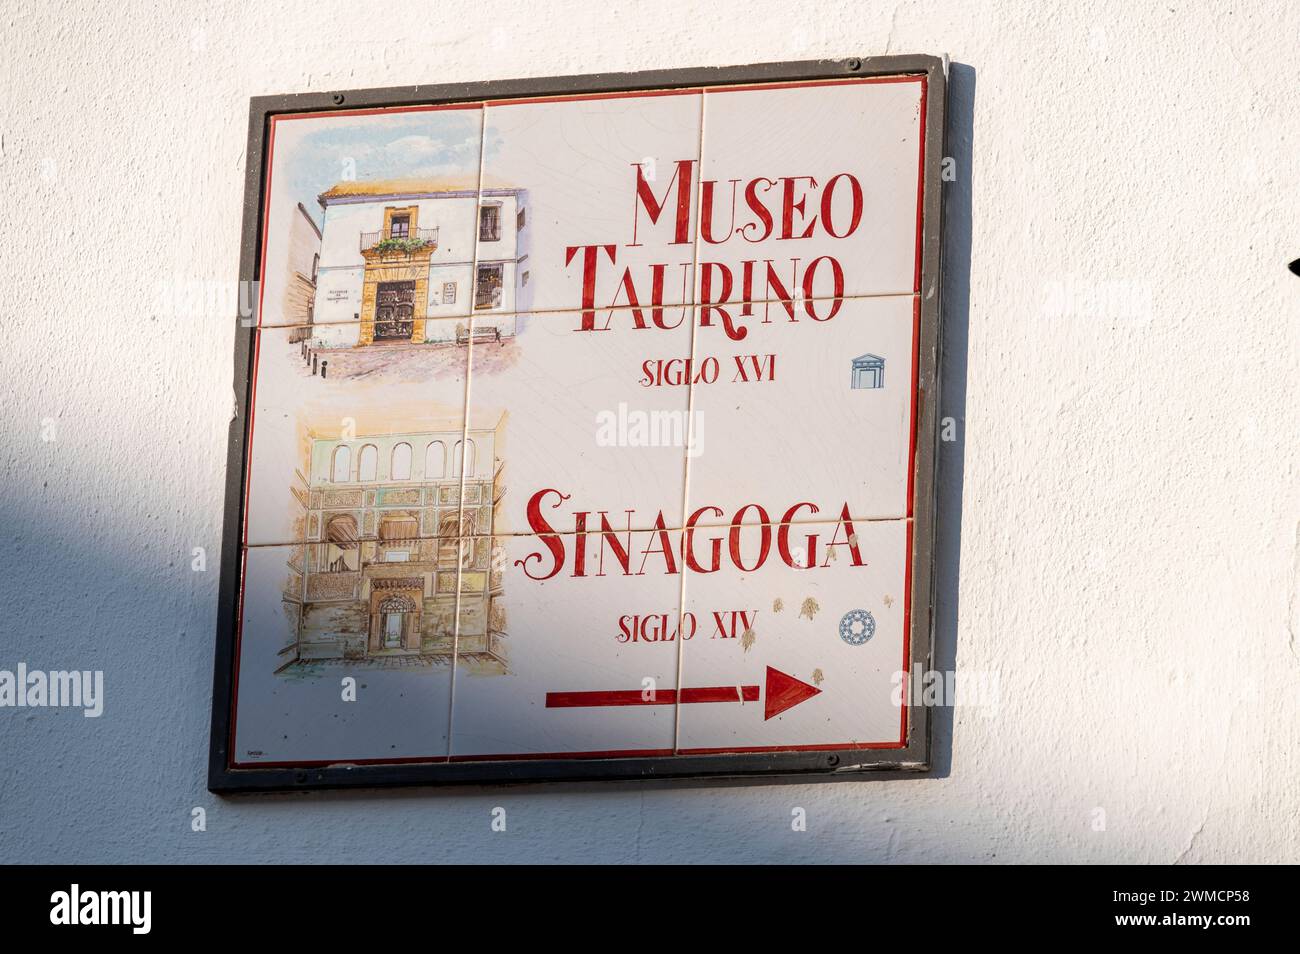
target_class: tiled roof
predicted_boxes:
[319,175,518,202]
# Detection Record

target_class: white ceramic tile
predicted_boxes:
[478,90,703,316]
[243,321,470,547]
[685,295,916,525]
[675,518,910,752]
[464,309,692,535]
[695,78,924,306]
[257,104,485,328]
[231,543,455,766]
[449,531,681,759]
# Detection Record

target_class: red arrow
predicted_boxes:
[545,667,820,721]
[762,666,822,720]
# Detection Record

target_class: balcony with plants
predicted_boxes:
[359,227,439,255]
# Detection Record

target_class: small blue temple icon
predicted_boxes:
[851,353,885,389]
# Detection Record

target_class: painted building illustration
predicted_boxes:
[851,353,885,389]
[256,199,321,340]
[279,427,507,673]
[307,176,529,348]
[284,203,322,326]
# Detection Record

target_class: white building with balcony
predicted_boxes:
[308,176,529,348]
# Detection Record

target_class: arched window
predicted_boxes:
[453,438,476,478]
[330,445,351,483]
[425,440,446,479]
[327,514,358,544]
[391,442,412,480]
[378,595,415,649]
[358,444,378,482]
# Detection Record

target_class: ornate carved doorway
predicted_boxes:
[374,281,415,341]
[377,594,414,649]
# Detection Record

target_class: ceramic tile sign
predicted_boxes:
[210,57,946,792]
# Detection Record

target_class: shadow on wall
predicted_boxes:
[927,60,975,779]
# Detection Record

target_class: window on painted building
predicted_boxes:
[517,207,526,231]
[389,214,410,238]
[311,253,319,285]
[379,515,419,543]
[479,205,501,242]
[378,518,417,566]
[391,442,412,480]
[442,281,457,305]
[453,438,476,478]
[377,595,413,645]
[324,515,359,572]
[358,444,378,482]
[460,528,479,570]
[330,445,351,483]
[425,440,446,479]
[437,514,459,568]
[475,265,503,310]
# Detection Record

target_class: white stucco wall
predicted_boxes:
[2,0,1298,864]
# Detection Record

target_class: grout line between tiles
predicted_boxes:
[255,290,920,331]
[246,534,472,551]
[671,91,708,755]
[243,514,914,552]
[439,513,914,541]
[445,104,491,760]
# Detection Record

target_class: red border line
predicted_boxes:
[239,112,275,550]
[900,520,915,744]
[679,741,905,755]
[487,87,703,107]
[906,296,921,517]
[271,102,484,123]
[450,748,673,763]
[913,75,928,294]
[708,75,923,95]
[236,754,449,769]
[228,105,278,764]
[263,77,925,123]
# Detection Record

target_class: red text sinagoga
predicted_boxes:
[515,489,867,581]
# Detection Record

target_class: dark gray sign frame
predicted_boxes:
[209,55,947,793]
